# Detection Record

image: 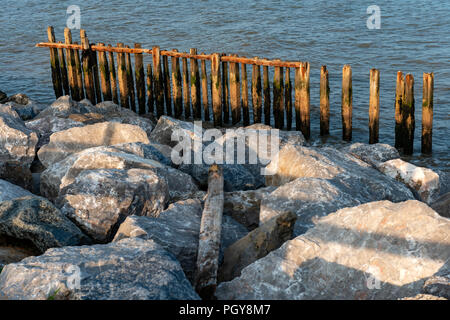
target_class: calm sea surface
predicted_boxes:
[0,0,448,173]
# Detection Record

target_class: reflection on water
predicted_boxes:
[0,0,448,173]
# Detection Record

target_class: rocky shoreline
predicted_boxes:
[0,90,448,300]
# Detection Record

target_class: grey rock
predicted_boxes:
[0,196,90,253]
[114,199,248,283]
[0,238,200,300]
[59,168,169,242]
[218,211,297,283]
[34,96,91,120]
[149,115,203,148]
[431,192,450,218]
[0,90,6,103]
[216,200,450,300]
[224,187,276,230]
[37,122,150,168]
[423,262,450,299]
[0,179,34,202]
[341,142,400,167]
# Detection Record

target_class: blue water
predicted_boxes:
[0,0,448,173]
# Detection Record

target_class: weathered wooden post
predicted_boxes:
[295,62,310,139]
[200,53,210,121]
[146,63,154,114]
[134,43,146,114]
[57,41,70,96]
[190,48,201,119]
[369,68,380,144]
[171,50,182,119]
[64,28,79,100]
[195,164,224,300]
[211,53,222,126]
[97,43,112,102]
[221,55,230,124]
[242,61,250,126]
[108,45,119,105]
[421,72,434,154]
[125,45,136,111]
[117,43,129,109]
[90,45,101,103]
[46,26,63,98]
[263,65,271,125]
[182,57,191,119]
[73,42,85,101]
[285,67,292,130]
[273,64,283,129]
[403,74,415,155]
[230,54,241,125]
[341,64,352,141]
[320,66,330,136]
[394,71,405,149]
[163,55,172,116]
[251,58,262,124]
[152,46,164,117]
[80,31,95,104]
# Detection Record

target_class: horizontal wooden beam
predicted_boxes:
[36,42,303,67]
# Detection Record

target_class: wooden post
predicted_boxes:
[146,63,154,114]
[295,62,310,139]
[91,47,101,103]
[134,43,146,114]
[73,42,85,101]
[211,53,222,127]
[403,74,415,155]
[394,71,405,149]
[163,55,172,116]
[47,27,63,98]
[421,72,434,154]
[229,54,241,125]
[263,66,271,126]
[117,43,129,109]
[201,52,210,121]
[195,164,224,300]
[320,66,330,136]
[57,41,70,96]
[97,43,112,102]
[341,64,352,141]
[108,45,119,105]
[182,57,191,119]
[80,31,95,104]
[190,48,201,119]
[252,58,262,124]
[171,50,182,119]
[285,67,292,130]
[273,64,284,129]
[152,46,164,117]
[64,28,78,100]
[222,55,230,124]
[125,45,136,111]
[242,61,249,126]
[369,68,380,144]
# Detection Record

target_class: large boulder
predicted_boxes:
[0,238,200,300]
[216,200,450,300]
[218,211,297,283]
[0,179,34,202]
[37,122,150,168]
[25,116,84,149]
[34,96,91,120]
[0,90,6,103]
[40,145,196,202]
[224,187,276,230]
[59,168,169,242]
[261,145,414,236]
[149,115,203,148]
[431,192,450,218]
[422,262,449,299]
[378,159,440,204]
[113,199,248,283]
[340,142,400,167]
[0,196,90,253]
[0,110,38,189]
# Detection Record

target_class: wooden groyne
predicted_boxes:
[37,27,435,155]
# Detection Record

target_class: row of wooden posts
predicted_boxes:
[38,27,434,155]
